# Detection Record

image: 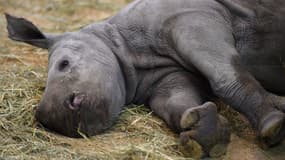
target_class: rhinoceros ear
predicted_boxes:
[5,13,54,49]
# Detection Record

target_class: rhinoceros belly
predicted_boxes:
[245,64,285,94]
[235,19,285,94]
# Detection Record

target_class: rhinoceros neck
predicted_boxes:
[81,22,139,104]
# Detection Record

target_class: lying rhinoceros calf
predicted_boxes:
[5,0,285,158]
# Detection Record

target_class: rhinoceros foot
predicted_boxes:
[179,102,231,158]
[259,110,285,149]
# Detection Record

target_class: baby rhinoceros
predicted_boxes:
[5,0,285,158]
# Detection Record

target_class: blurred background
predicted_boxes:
[0,0,284,159]
[0,0,129,68]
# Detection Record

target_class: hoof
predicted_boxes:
[180,108,199,129]
[259,111,285,148]
[209,143,228,158]
[180,102,217,129]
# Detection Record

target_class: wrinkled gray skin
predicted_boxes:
[5,0,285,157]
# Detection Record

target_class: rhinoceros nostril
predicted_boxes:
[68,93,86,110]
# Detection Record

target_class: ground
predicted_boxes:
[0,0,284,159]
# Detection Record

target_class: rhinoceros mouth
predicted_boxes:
[64,93,86,111]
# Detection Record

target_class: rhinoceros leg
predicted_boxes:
[170,12,285,147]
[149,72,230,158]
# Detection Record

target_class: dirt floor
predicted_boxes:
[0,0,285,159]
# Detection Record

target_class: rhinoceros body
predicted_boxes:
[6,0,285,158]
[106,0,285,95]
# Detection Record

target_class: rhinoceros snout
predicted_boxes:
[35,92,113,138]
[35,97,83,137]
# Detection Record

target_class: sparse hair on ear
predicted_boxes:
[5,13,54,49]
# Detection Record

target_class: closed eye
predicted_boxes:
[59,60,69,71]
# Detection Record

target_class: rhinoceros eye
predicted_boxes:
[59,60,69,71]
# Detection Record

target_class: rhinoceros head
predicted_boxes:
[5,14,126,137]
